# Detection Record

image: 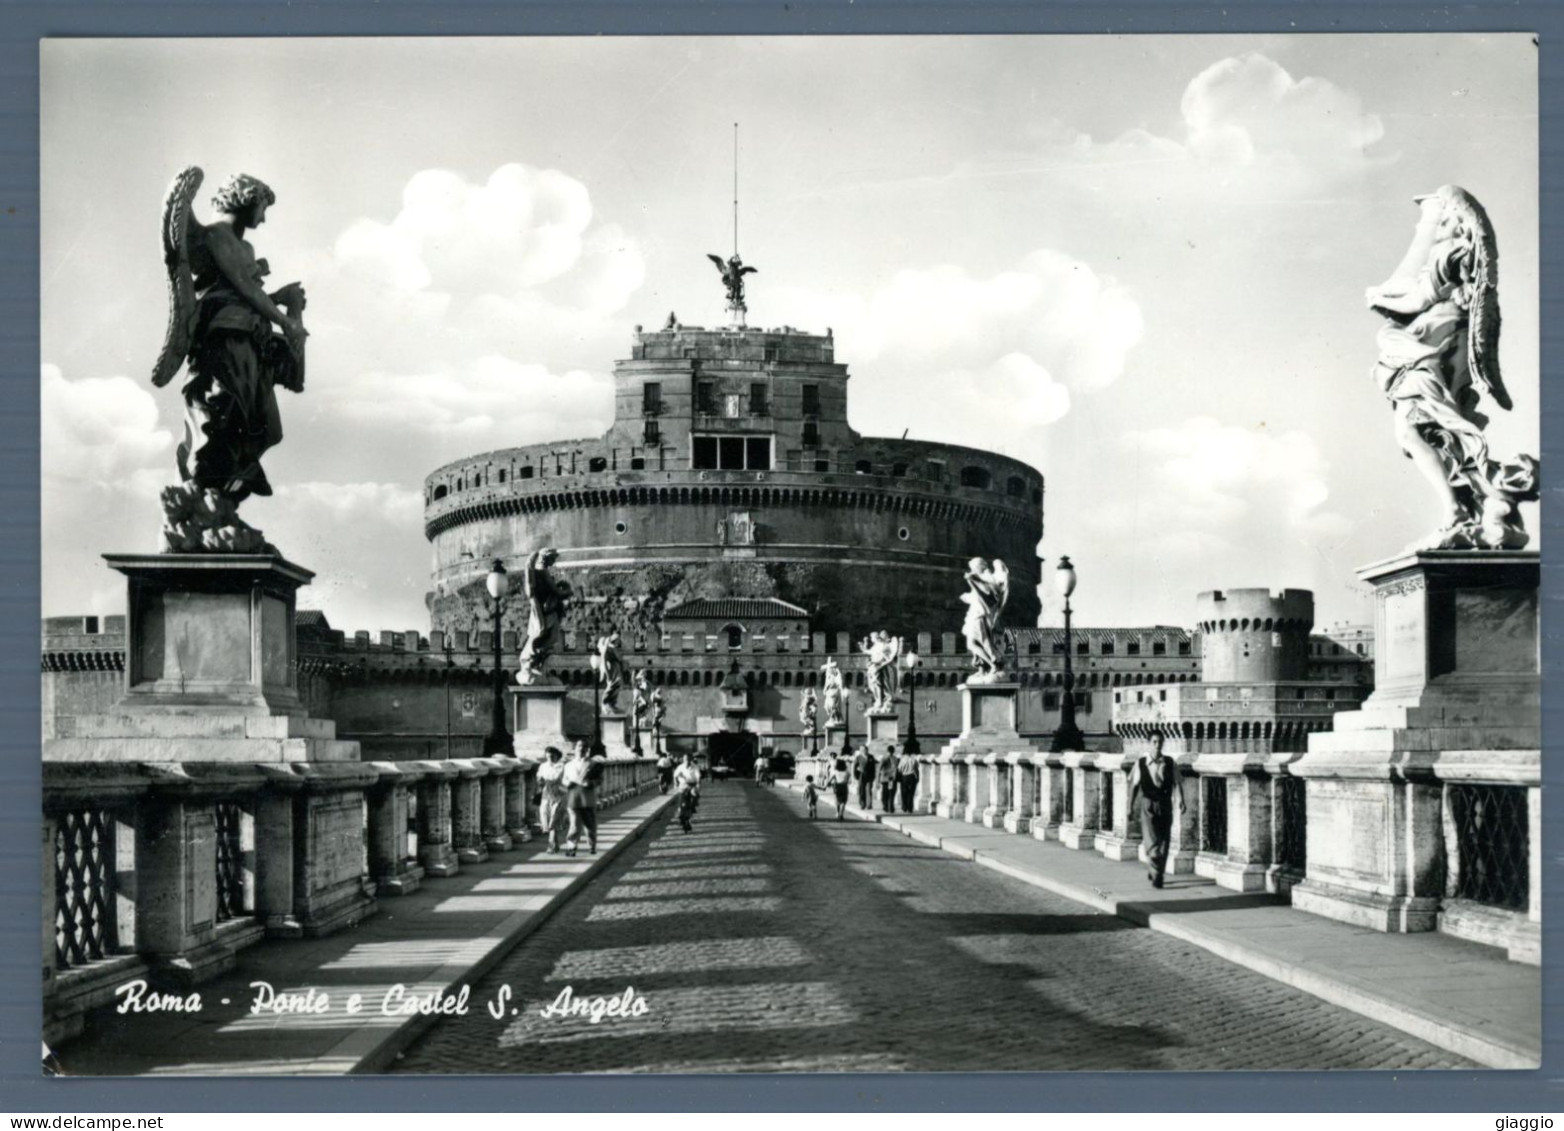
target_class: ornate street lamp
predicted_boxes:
[482,560,513,755]
[588,652,606,759]
[902,649,922,755]
[1050,555,1085,753]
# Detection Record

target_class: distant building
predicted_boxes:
[421,317,1045,647]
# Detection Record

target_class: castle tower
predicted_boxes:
[1195,588,1314,683]
[423,317,1044,642]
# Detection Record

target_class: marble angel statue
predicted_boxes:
[152,168,308,554]
[861,631,903,713]
[517,548,570,684]
[1366,185,1538,550]
[961,557,1010,682]
[820,656,845,728]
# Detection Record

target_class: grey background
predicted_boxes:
[1,0,1557,1112]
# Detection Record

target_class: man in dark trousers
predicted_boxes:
[1127,733,1185,888]
[895,748,921,814]
[877,744,899,812]
[852,743,876,810]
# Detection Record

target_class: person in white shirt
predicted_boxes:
[1127,733,1186,889]
[535,745,569,854]
[562,740,603,856]
[672,753,702,833]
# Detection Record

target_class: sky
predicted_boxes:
[40,35,1540,635]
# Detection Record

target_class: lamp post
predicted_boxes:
[588,653,606,759]
[442,637,455,761]
[482,560,513,755]
[902,650,922,755]
[1050,555,1084,753]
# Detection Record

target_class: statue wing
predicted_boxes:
[740,265,759,276]
[991,560,1012,622]
[707,253,727,274]
[152,165,204,388]
[1460,191,1511,411]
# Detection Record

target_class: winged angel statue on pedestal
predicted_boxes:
[1366,185,1538,550]
[152,168,309,555]
[961,558,1010,683]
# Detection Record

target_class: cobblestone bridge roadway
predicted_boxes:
[393,782,1473,1073]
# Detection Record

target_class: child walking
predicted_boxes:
[802,774,819,819]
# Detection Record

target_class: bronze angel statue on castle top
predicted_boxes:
[152,167,309,555]
[1366,184,1538,550]
[707,252,757,310]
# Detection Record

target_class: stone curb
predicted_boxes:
[333,789,676,1075]
[779,780,1536,1070]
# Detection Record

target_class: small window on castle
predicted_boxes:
[719,437,745,469]
[433,485,448,500]
[1326,687,1337,701]
[588,456,607,473]
[696,381,716,415]
[83,616,100,634]
[644,420,661,444]
[749,383,768,415]
[1127,641,1141,656]
[498,470,506,483]
[927,460,945,482]
[746,437,771,470]
[1052,642,1065,655]
[727,625,744,650]
[802,420,820,448]
[518,465,534,480]
[629,457,645,471]
[1100,641,1115,656]
[1006,476,1025,497]
[1028,641,1041,655]
[960,466,991,489]
[814,458,830,473]
[1159,689,1167,701]
[693,436,718,469]
[1356,644,1365,656]
[802,384,820,416]
[1032,488,1043,504]
[1153,641,1166,656]
[1076,641,1089,656]
[891,462,908,477]
[1178,641,1192,656]
[854,460,872,474]
[643,382,662,415]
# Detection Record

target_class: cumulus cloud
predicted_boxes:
[1087,416,1351,561]
[1040,53,1385,198]
[773,249,1140,444]
[41,363,172,498]
[302,163,643,445]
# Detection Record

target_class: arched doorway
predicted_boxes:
[709,729,759,778]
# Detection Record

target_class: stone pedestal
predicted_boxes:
[1058,757,1101,850]
[865,710,899,747]
[1093,760,1143,862]
[480,759,515,852]
[979,754,1009,827]
[451,762,490,864]
[103,553,312,716]
[600,711,636,758]
[824,724,848,753]
[1291,551,1540,940]
[1001,755,1033,833]
[289,764,379,936]
[1212,767,1273,893]
[368,765,425,896]
[961,680,1019,737]
[511,682,567,756]
[1031,757,1066,841]
[414,763,459,877]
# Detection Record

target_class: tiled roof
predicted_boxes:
[295,609,333,629]
[1010,625,1193,643]
[663,598,810,621]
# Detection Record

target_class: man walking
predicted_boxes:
[1128,733,1186,888]
[673,752,702,833]
[852,743,876,810]
[895,748,920,814]
[877,744,898,812]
